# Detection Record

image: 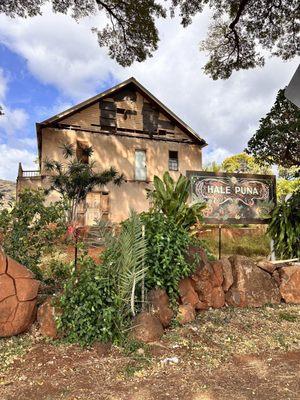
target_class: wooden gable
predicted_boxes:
[59,84,193,142]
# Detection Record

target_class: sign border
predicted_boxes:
[186,170,276,225]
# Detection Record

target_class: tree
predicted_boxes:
[44,143,123,224]
[221,152,272,174]
[276,166,300,202]
[1,0,165,67]
[246,89,300,171]
[1,1,298,79]
[203,161,222,173]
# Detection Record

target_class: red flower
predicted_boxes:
[67,225,76,236]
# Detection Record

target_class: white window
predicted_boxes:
[135,150,147,181]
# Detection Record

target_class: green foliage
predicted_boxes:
[203,161,222,173]
[42,255,73,289]
[278,311,297,323]
[103,211,147,316]
[247,89,300,169]
[58,212,147,345]
[267,190,300,259]
[147,172,205,229]
[141,211,195,303]
[0,189,67,279]
[58,256,126,345]
[276,178,300,203]
[222,152,272,174]
[2,1,298,78]
[45,142,123,224]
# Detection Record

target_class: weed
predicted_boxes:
[278,311,297,322]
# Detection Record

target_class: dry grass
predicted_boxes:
[1,304,300,400]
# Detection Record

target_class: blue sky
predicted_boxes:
[0,7,298,180]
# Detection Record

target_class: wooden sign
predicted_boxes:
[187,171,276,224]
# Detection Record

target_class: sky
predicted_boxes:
[0,5,298,181]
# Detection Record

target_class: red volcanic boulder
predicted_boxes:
[226,255,280,308]
[219,258,234,292]
[178,278,200,309]
[148,289,174,328]
[279,266,300,304]
[177,304,195,325]
[191,260,225,309]
[257,260,277,274]
[0,252,39,337]
[37,297,60,339]
[131,312,164,343]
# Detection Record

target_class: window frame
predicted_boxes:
[169,150,179,171]
[134,149,147,181]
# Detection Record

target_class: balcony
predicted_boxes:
[17,163,40,179]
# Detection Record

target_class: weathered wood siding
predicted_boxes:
[60,86,192,143]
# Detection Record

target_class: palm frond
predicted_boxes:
[117,211,147,316]
[60,142,75,158]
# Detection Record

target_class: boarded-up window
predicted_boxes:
[169,150,178,171]
[142,102,158,133]
[99,100,116,129]
[135,150,147,181]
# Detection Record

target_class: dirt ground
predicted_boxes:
[1,304,300,400]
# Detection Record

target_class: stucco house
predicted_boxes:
[17,77,207,224]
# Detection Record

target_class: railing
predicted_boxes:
[22,170,41,178]
[18,163,40,178]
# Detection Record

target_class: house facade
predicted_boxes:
[17,78,207,224]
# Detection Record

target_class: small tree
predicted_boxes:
[222,152,272,174]
[246,89,300,171]
[45,143,123,225]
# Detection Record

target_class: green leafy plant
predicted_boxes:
[57,256,126,345]
[41,255,73,290]
[58,212,147,345]
[147,171,205,229]
[0,189,67,279]
[267,190,300,259]
[141,211,195,303]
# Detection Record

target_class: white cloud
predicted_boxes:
[0,68,29,136]
[0,6,298,165]
[0,69,7,100]
[0,144,36,180]
[0,7,117,100]
[203,147,232,166]
[0,106,28,134]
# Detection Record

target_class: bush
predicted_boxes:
[268,189,300,259]
[58,212,147,345]
[57,255,127,345]
[141,211,196,303]
[41,254,73,289]
[147,171,205,229]
[0,189,67,279]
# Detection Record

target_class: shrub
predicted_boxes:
[268,189,300,259]
[141,211,196,303]
[57,256,126,345]
[0,189,67,279]
[58,212,147,345]
[41,254,73,289]
[147,171,205,229]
